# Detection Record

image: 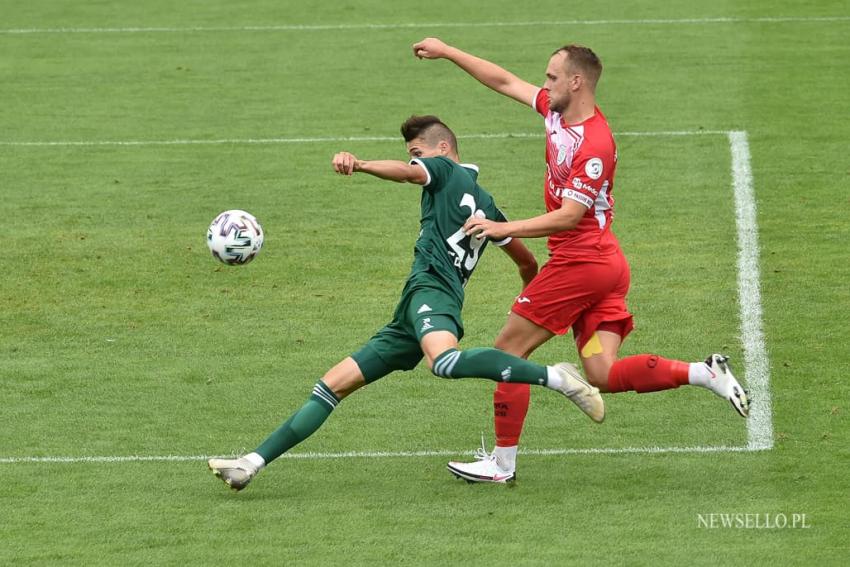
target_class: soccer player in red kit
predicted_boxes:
[413,38,750,483]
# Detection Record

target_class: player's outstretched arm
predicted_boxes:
[332,152,428,184]
[499,238,538,288]
[465,199,588,240]
[412,37,538,106]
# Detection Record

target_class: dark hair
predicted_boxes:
[400,115,458,152]
[553,45,603,88]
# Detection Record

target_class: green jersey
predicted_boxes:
[407,156,510,303]
[349,157,511,382]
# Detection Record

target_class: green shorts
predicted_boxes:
[351,281,464,383]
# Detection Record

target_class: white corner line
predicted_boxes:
[728,130,774,451]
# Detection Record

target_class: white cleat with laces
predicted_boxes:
[703,354,750,418]
[447,441,516,484]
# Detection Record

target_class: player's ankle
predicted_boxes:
[545,366,565,390]
[687,362,713,388]
[493,445,517,471]
[242,452,266,471]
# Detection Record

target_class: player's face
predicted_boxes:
[543,51,575,114]
[406,137,444,159]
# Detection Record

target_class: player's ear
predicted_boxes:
[438,140,450,156]
[572,73,583,91]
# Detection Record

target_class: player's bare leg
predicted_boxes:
[578,330,622,392]
[493,312,554,359]
[208,358,365,491]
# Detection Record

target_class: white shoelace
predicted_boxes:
[473,434,493,461]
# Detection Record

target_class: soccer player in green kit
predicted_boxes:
[208,115,603,491]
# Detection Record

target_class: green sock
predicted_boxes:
[432,348,548,385]
[254,380,340,464]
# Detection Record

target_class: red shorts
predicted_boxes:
[511,248,634,350]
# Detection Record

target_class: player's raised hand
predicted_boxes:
[413,37,451,59]
[332,151,359,176]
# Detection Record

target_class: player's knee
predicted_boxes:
[323,375,362,400]
[320,358,367,399]
[577,331,620,391]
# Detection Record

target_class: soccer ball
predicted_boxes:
[206,210,264,265]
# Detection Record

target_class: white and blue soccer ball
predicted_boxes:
[206,209,264,265]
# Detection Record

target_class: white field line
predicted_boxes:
[0,445,767,464]
[0,129,772,465]
[728,131,774,450]
[1,16,849,34]
[0,130,730,147]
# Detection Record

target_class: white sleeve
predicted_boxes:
[408,158,431,187]
[531,88,542,109]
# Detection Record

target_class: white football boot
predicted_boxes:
[552,362,605,423]
[208,457,258,491]
[703,354,750,417]
[447,444,516,484]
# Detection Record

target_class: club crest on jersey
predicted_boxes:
[585,157,604,180]
[557,144,568,165]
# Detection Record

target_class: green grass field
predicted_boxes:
[2,1,848,564]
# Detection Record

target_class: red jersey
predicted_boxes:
[533,89,620,257]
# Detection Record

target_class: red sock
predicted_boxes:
[607,354,690,393]
[494,382,530,446]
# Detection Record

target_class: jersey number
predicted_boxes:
[446,193,486,273]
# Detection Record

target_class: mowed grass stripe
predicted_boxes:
[0,130,732,147]
[2,16,849,34]
[0,444,760,464]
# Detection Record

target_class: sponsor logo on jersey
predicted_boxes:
[417,304,432,314]
[501,367,512,381]
[420,317,434,332]
[516,296,532,304]
[585,157,604,180]
[562,189,595,208]
[572,176,599,197]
